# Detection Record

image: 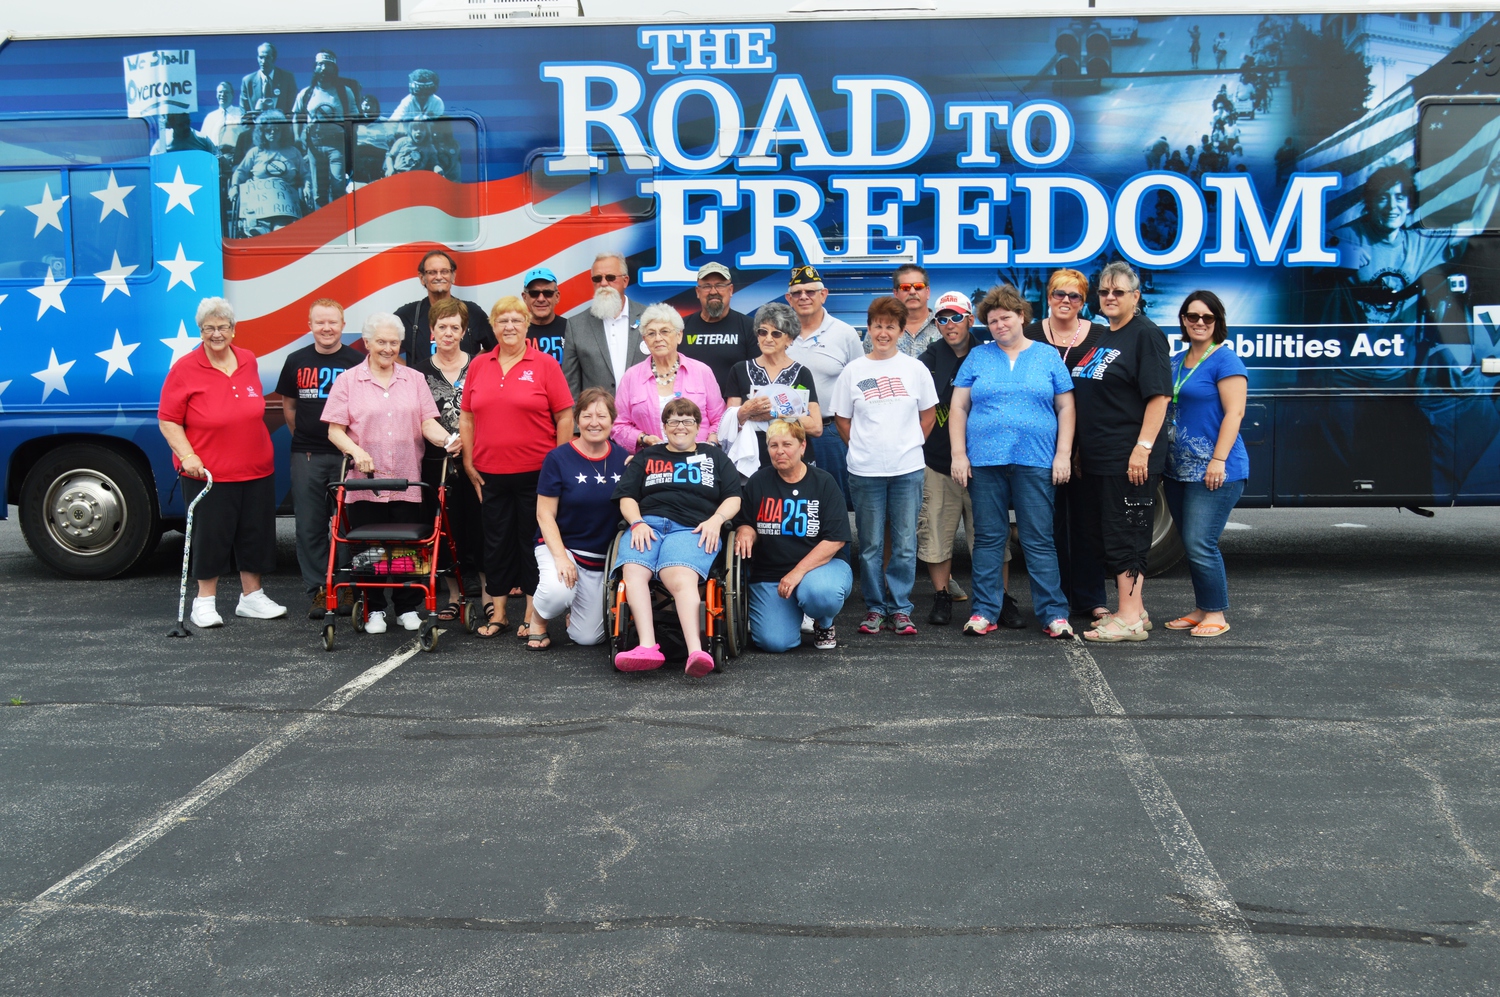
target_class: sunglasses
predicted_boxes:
[1182,312,1215,325]
[525,288,557,299]
[895,282,928,292]
[1050,290,1084,303]
[787,288,821,299]
[591,273,624,284]
[756,327,789,338]
[934,313,970,326]
[1098,288,1134,299]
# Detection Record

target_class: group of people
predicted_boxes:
[151,40,460,237]
[156,249,1252,676]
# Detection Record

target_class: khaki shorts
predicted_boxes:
[917,465,1007,563]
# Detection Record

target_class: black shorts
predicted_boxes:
[182,475,278,580]
[1079,472,1159,580]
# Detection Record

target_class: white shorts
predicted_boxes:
[532,545,608,646]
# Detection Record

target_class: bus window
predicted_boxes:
[353,117,479,246]
[0,118,149,167]
[1416,100,1500,230]
[597,161,654,219]
[0,170,68,281]
[68,167,152,278]
[527,152,655,222]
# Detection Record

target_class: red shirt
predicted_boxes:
[157,345,274,482]
[461,344,573,474]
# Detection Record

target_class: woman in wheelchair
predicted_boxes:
[610,398,742,677]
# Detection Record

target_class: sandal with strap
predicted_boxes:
[475,601,506,639]
[437,601,461,623]
[1165,616,1202,631]
[1083,615,1149,643]
[1190,622,1231,638]
[526,631,551,650]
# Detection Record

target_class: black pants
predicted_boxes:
[345,499,425,614]
[1053,477,1108,613]
[182,475,277,581]
[1078,472,1159,581]
[423,456,481,596]
[479,470,541,597]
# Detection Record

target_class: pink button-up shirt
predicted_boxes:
[611,353,726,453]
[322,359,439,502]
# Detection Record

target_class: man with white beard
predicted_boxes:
[562,252,647,398]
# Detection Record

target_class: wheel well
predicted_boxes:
[8,434,160,515]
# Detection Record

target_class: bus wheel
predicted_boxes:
[19,444,159,579]
[1145,480,1185,577]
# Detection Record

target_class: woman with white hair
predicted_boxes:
[612,303,726,453]
[158,297,287,628]
[322,312,460,634]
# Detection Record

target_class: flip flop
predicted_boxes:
[1165,616,1202,630]
[475,601,506,638]
[1190,622,1231,638]
[526,631,551,650]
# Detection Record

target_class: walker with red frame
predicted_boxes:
[320,457,478,652]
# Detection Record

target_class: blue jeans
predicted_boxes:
[1163,477,1245,613]
[969,464,1068,625]
[809,430,854,511]
[749,559,854,652]
[848,470,924,616]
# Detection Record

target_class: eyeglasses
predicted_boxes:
[757,327,789,338]
[1050,290,1084,303]
[422,269,453,278]
[201,323,233,334]
[934,313,970,326]
[664,417,698,428]
[1098,288,1134,299]
[698,283,731,293]
[642,328,675,340]
[1182,312,1215,325]
[895,282,928,293]
[525,288,557,299]
[591,273,625,284]
[787,288,821,299]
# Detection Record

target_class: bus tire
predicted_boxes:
[19,443,160,579]
[1146,481,1184,577]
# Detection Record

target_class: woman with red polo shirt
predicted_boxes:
[158,297,287,628]
[460,295,574,638]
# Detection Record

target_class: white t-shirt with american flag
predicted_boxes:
[829,353,938,477]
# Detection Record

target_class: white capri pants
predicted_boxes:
[532,545,608,646]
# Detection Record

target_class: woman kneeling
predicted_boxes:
[734,419,853,652]
[611,398,742,677]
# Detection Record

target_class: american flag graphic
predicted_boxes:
[856,376,909,401]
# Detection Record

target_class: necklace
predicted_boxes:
[1047,318,1085,367]
[652,355,680,388]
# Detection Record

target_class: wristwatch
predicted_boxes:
[1135,439,1153,451]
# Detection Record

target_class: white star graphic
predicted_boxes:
[0,380,10,414]
[158,244,203,292]
[611,473,622,483]
[155,166,200,214]
[24,183,68,236]
[27,271,70,319]
[160,320,199,366]
[31,350,75,402]
[90,170,135,221]
[595,473,607,484]
[575,472,589,484]
[96,330,140,382]
[94,252,138,302]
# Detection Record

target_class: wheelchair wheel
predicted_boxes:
[722,541,749,658]
[604,529,628,664]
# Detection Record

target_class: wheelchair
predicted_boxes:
[604,524,749,672]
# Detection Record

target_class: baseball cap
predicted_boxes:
[788,264,824,289]
[522,266,557,286]
[696,262,731,281]
[932,290,973,315]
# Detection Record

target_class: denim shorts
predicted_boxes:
[612,515,719,579]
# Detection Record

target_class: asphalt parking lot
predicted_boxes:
[0,505,1496,996]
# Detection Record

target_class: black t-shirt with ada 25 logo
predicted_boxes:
[736,463,852,583]
[276,344,364,454]
[612,442,741,528]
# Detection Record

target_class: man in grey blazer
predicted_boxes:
[240,42,297,120]
[562,252,647,399]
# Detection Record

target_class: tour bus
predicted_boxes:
[1,8,1498,578]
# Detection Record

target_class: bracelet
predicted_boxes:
[628,519,645,528]
[1208,457,1225,464]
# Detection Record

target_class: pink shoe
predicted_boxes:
[684,649,715,678]
[614,643,666,672]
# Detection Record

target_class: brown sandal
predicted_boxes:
[475,601,506,638]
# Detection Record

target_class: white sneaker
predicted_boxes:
[365,610,388,634]
[800,614,815,634]
[190,597,223,629]
[236,589,287,620]
[397,611,423,631]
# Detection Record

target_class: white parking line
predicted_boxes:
[1060,638,1289,997]
[0,640,423,956]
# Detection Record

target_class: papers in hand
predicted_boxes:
[750,384,810,424]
